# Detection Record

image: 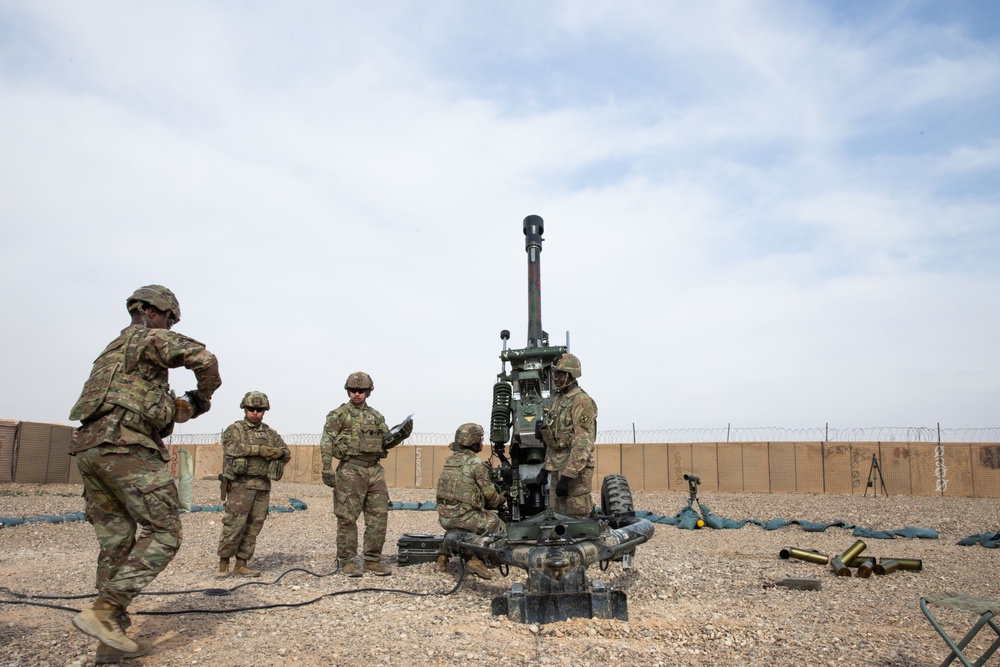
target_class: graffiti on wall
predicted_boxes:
[934,443,947,493]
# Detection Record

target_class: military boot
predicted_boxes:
[340,561,362,577]
[72,598,142,653]
[94,640,151,664]
[434,554,449,573]
[232,559,261,577]
[94,611,150,664]
[215,557,230,579]
[465,557,495,580]
[363,560,391,576]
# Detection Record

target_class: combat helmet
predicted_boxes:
[344,372,374,393]
[552,353,582,379]
[126,285,181,324]
[452,423,484,453]
[240,391,270,411]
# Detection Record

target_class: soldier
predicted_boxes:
[215,391,290,579]
[434,423,505,579]
[537,353,597,518]
[320,372,412,577]
[68,285,221,663]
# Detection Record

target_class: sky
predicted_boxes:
[1,1,999,442]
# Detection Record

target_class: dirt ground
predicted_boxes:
[1,480,999,667]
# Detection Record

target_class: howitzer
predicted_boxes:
[443,215,653,623]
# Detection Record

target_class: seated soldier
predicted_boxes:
[435,423,505,579]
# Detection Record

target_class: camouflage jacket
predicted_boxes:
[69,324,221,459]
[320,402,388,469]
[222,419,289,491]
[542,383,597,478]
[436,447,502,511]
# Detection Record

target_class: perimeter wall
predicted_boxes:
[2,421,998,497]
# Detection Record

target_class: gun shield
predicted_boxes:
[779,547,830,565]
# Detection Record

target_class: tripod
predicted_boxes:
[864,453,888,497]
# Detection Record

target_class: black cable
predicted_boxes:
[0,563,468,616]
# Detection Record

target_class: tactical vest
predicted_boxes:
[548,386,597,450]
[342,409,384,456]
[223,421,277,478]
[436,451,485,509]
[69,327,175,433]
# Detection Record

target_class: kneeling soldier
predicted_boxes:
[435,423,506,579]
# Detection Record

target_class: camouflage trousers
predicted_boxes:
[333,460,388,563]
[438,504,506,535]
[77,444,182,611]
[217,482,270,561]
[552,465,594,518]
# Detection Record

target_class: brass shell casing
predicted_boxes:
[829,556,852,577]
[779,547,830,565]
[838,540,867,564]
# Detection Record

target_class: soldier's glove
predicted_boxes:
[555,475,572,498]
[322,470,335,488]
[535,469,549,487]
[184,390,210,418]
[258,446,284,460]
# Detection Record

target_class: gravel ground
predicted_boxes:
[1,481,999,667]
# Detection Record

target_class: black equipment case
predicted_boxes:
[396,533,445,565]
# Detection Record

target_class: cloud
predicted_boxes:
[1,2,998,439]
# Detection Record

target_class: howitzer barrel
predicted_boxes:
[523,215,544,347]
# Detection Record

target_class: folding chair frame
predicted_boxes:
[921,597,1000,667]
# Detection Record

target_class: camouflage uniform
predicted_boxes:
[320,402,389,565]
[542,383,598,517]
[437,444,506,534]
[70,322,221,613]
[218,418,290,561]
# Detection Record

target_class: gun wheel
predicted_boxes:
[600,474,634,514]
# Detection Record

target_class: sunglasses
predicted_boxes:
[348,388,367,394]
[246,407,266,413]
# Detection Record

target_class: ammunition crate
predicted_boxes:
[396,533,444,565]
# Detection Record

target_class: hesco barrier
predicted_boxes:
[1,421,999,497]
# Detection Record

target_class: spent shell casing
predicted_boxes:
[829,556,852,577]
[779,547,830,565]
[846,556,875,568]
[839,540,867,564]
[873,559,900,575]
[881,557,922,571]
[856,561,873,578]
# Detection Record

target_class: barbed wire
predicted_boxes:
[162,426,1000,446]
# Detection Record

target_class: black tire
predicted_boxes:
[600,474,634,514]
